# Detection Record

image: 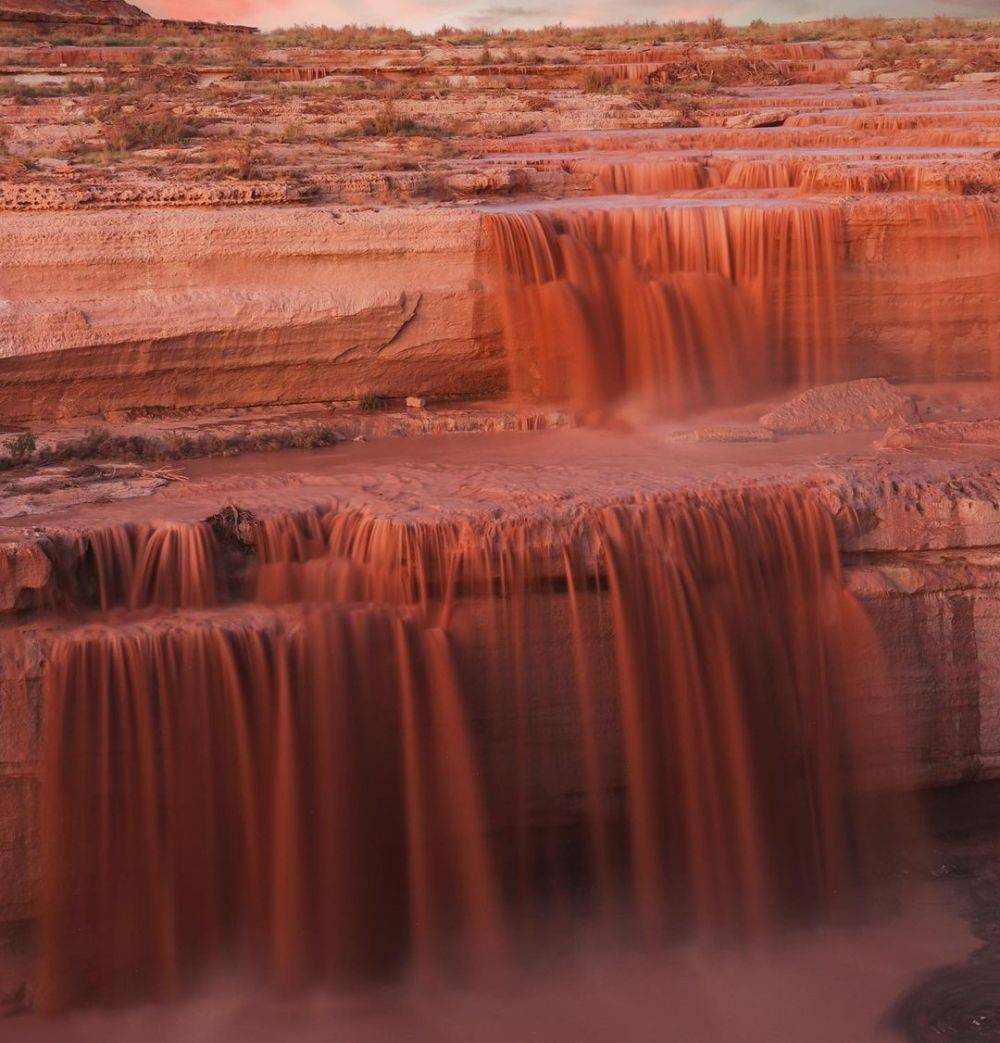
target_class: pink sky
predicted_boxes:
[142,0,998,30]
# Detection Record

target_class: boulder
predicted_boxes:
[724,109,792,129]
[0,543,52,612]
[760,378,916,434]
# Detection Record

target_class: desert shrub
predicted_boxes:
[228,35,259,65]
[105,108,192,151]
[269,23,416,49]
[8,433,36,461]
[581,68,614,92]
[521,93,557,111]
[359,392,388,411]
[279,121,308,143]
[699,17,728,41]
[484,117,539,136]
[354,97,443,137]
[263,16,996,50]
[623,84,673,110]
[202,138,261,179]
[670,96,703,127]
[0,81,44,104]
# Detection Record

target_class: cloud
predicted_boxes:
[463,4,551,25]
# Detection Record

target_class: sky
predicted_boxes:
[141,0,999,31]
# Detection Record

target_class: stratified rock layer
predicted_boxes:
[0,196,996,420]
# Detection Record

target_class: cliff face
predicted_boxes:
[0,207,507,419]
[0,0,148,16]
[0,198,995,420]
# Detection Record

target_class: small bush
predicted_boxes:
[105,109,192,151]
[670,96,703,127]
[213,139,260,179]
[355,98,441,137]
[700,17,728,41]
[279,121,308,143]
[6,432,36,462]
[228,36,258,65]
[581,68,614,93]
[359,392,388,411]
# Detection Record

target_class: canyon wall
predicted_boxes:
[0,197,996,420]
[0,206,506,420]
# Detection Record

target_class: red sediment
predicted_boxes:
[581,492,897,936]
[495,127,999,155]
[578,156,993,196]
[720,157,802,189]
[784,111,1000,131]
[485,204,841,414]
[797,160,996,195]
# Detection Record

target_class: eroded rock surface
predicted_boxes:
[761,378,918,433]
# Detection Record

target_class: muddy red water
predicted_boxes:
[36,486,915,1014]
[39,605,504,1010]
[487,202,841,413]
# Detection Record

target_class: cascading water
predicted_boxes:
[485,203,841,415]
[36,484,912,1011]
[84,521,218,611]
[584,159,712,194]
[38,604,504,1011]
[250,491,911,929]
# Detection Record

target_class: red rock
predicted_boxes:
[760,378,917,434]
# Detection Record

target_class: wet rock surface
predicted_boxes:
[891,782,1000,1042]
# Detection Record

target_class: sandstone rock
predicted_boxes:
[875,70,910,84]
[724,109,792,128]
[406,396,426,409]
[0,0,148,16]
[955,71,1000,83]
[0,206,506,420]
[665,425,775,443]
[0,543,52,612]
[760,378,916,434]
